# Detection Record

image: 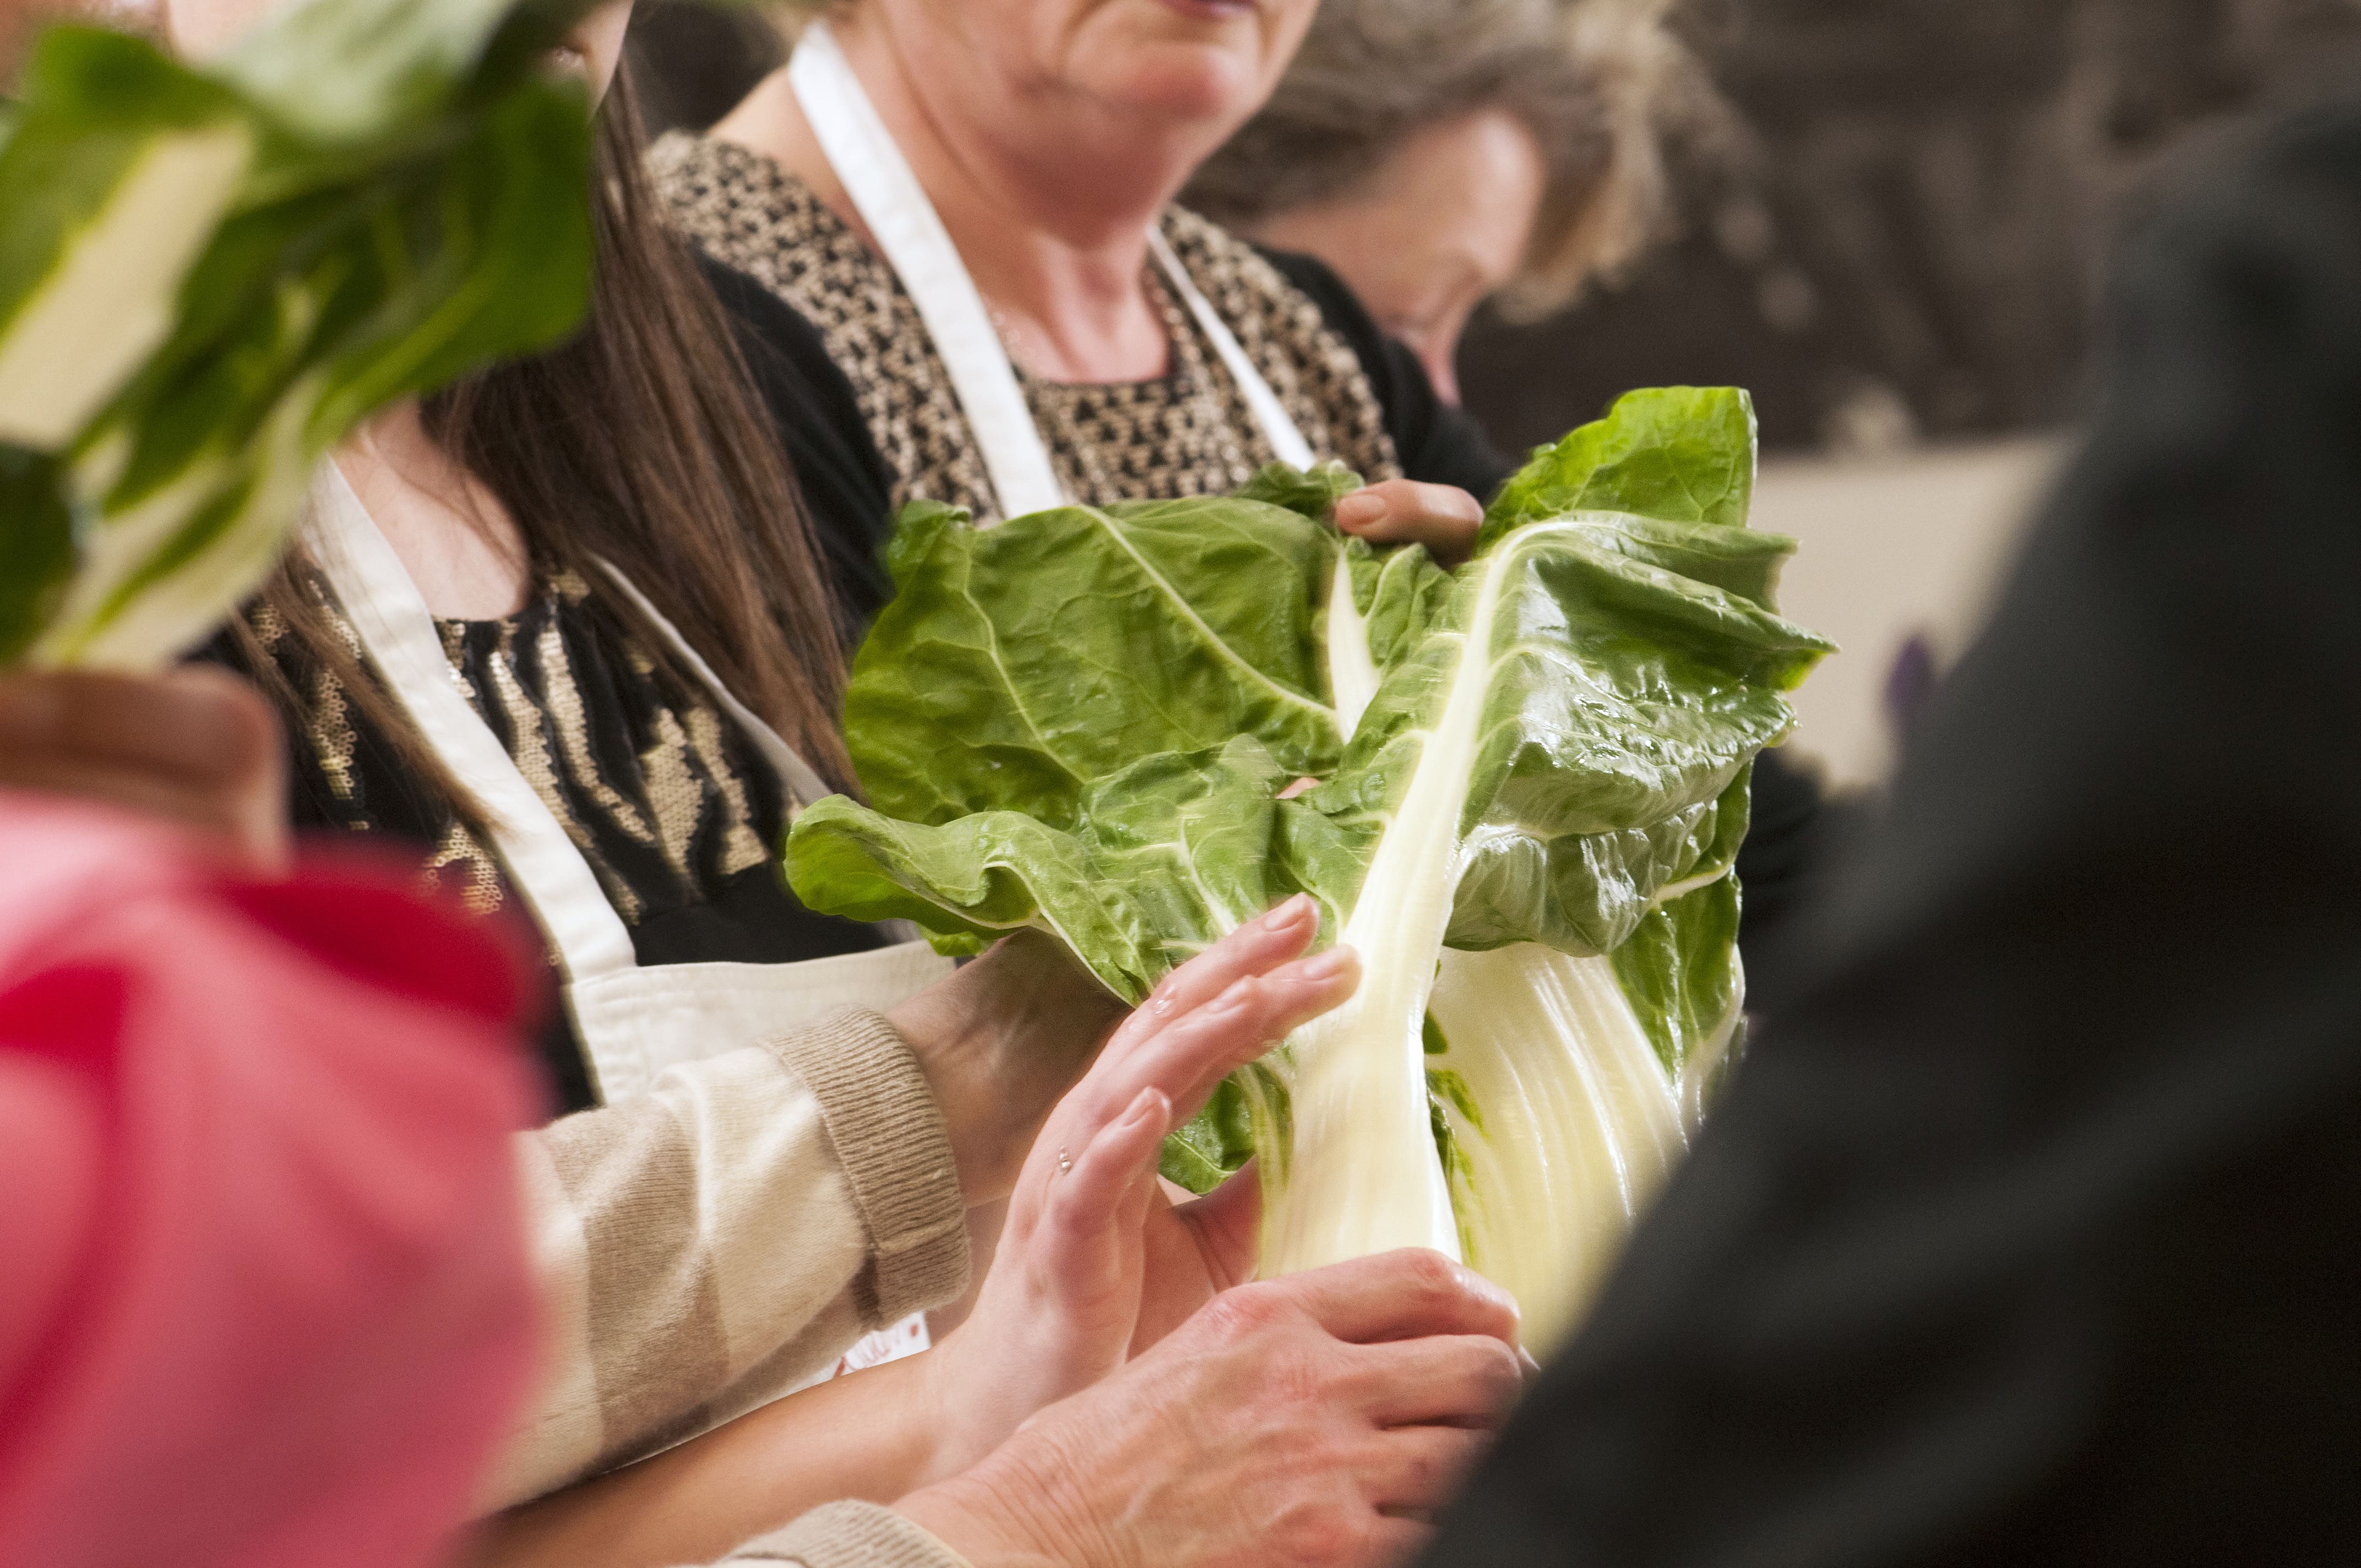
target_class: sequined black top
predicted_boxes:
[226,568,883,1112]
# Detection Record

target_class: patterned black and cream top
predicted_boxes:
[226,568,884,1110]
[652,133,1411,525]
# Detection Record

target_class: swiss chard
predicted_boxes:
[788,388,1835,1350]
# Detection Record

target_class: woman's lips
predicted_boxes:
[1149,0,1260,21]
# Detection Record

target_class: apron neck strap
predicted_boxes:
[786,20,1317,516]
[305,465,640,987]
[591,560,837,811]
[788,20,1065,519]
[1146,226,1316,471]
[304,471,846,979]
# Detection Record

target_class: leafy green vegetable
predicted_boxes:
[787,388,1835,1351]
[1481,382,1759,548]
[1424,941,1689,1345]
[0,448,74,663]
[0,0,605,669]
[1233,458,1364,520]
[791,734,1304,999]
[842,494,1347,833]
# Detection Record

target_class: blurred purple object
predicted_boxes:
[1885,633,1940,739]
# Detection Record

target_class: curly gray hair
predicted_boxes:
[1184,0,1718,318]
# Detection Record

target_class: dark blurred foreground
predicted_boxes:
[1426,90,2361,1567]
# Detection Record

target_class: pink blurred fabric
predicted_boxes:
[0,795,545,1568]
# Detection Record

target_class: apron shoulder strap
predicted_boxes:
[591,559,839,813]
[1146,225,1316,472]
[304,465,640,987]
[789,21,1065,520]
[788,21,1319,514]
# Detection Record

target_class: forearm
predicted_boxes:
[469,1352,951,1568]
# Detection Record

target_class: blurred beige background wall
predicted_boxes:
[1755,435,2065,789]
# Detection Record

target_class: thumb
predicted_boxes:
[1176,1157,1261,1290]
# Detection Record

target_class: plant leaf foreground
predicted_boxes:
[0,0,613,667]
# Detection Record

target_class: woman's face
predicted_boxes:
[1252,108,1549,406]
[878,0,1319,149]
[160,0,634,97]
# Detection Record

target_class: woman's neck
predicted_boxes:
[335,401,532,620]
[713,21,1198,385]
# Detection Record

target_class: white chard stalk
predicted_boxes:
[1261,541,1526,1273]
[1427,945,1688,1353]
[0,127,252,451]
[1323,553,1381,737]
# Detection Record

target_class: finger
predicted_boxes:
[0,758,263,845]
[1358,1425,1493,1513]
[1019,943,1354,1225]
[1334,481,1484,560]
[1090,944,1359,1129]
[160,665,284,787]
[0,669,276,788]
[1033,1087,1169,1294]
[1119,895,1318,1049]
[1086,896,1321,1101]
[1273,1248,1522,1349]
[1344,1333,1526,1429]
[1360,1515,1435,1565]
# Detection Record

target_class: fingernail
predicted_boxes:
[1294,945,1357,982]
[1260,894,1314,930]
[1465,1266,1521,1320]
[0,679,62,738]
[1334,492,1385,529]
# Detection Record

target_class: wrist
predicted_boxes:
[887,934,1125,1206]
[906,1328,967,1493]
[896,1459,1084,1568]
[907,1290,1036,1494]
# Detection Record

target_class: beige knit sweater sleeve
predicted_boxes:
[480,1009,972,1510]
[706,1502,976,1568]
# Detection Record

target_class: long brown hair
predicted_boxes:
[232,66,853,812]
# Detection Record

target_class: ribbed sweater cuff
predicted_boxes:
[765,1008,970,1325]
[721,1501,973,1567]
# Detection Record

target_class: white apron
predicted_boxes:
[305,464,951,1370]
[787,19,1318,519]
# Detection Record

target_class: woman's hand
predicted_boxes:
[1335,479,1487,567]
[886,930,1131,1208]
[901,1250,1528,1568]
[0,667,289,873]
[921,895,1351,1480]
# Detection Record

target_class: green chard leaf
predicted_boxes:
[1481,385,1759,548]
[842,492,1351,830]
[1612,870,1747,1082]
[0,446,75,663]
[1232,458,1364,521]
[789,736,1307,1002]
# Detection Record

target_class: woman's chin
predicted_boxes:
[1090,45,1264,127]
